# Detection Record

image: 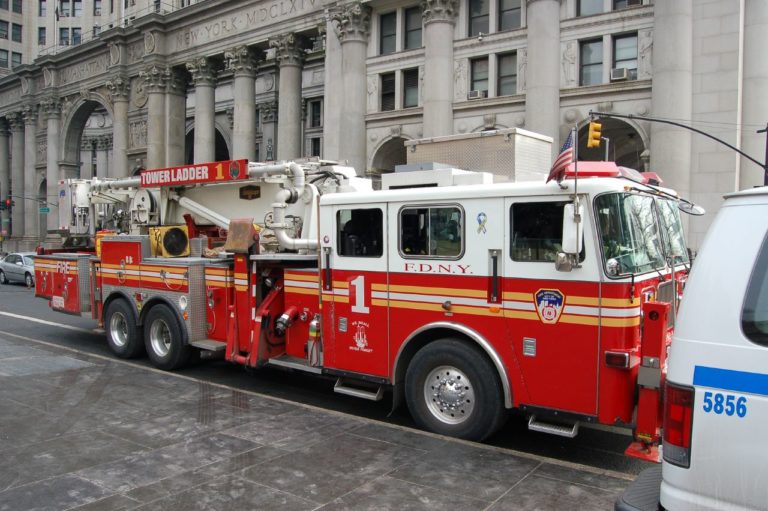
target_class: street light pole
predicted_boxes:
[758,123,768,186]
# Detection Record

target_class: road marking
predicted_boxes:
[0,328,635,482]
[0,311,95,334]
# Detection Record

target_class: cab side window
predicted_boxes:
[742,234,768,346]
[337,208,383,257]
[400,206,463,258]
[511,201,584,262]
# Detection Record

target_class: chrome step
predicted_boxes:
[527,415,579,438]
[334,378,384,401]
[190,339,226,352]
[268,354,322,374]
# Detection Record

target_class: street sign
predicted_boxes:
[39,207,50,214]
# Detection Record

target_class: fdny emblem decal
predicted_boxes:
[350,321,373,353]
[535,289,564,324]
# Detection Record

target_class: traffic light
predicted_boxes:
[587,121,602,149]
[4,197,12,211]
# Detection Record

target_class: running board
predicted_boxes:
[267,354,323,374]
[190,339,226,352]
[334,378,384,401]
[527,415,579,438]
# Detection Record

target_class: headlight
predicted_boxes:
[179,295,188,311]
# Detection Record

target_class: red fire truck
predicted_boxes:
[34,155,701,460]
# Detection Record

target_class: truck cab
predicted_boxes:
[617,187,768,510]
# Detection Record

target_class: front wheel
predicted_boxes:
[405,338,508,441]
[104,299,144,359]
[24,273,33,288]
[0,270,6,284]
[143,304,191,370]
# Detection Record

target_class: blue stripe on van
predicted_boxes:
[693,366,768,397]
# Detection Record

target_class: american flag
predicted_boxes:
[546,131,575,183]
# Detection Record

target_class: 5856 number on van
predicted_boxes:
[701,391,747,418]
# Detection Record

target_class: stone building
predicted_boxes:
[0,0,766,252]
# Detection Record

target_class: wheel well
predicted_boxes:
[393,326,512,408]
[101,292,137,324]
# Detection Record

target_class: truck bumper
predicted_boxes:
[615,465,662,511]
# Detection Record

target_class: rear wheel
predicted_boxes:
[405,338,508,441]
[144,304,191,370]
[104,299,144,359]
[0,270,6,284]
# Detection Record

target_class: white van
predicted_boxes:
[617,187,768,510]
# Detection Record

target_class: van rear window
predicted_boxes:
[742,234,768,346]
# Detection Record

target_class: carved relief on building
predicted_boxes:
[562,41,577,87]
[22,104,38,125]
[131,77,148,108]
[37,140,46,163]
[366,75,378,113]
[41,97,62,119]
[139,65,170,94]
[144,32,157,54]
[454,59,468,101]
[518,48,527,93]
[270,33,305,67]
[127,41,145,64]
[106,75,130,102]
[225,46,257,76]
[261,101,278,122]
[6,111,24,132]
[638,30,653,79]
[330,2,371,43]
[108,42,121,66]
[43,67,56,88]
[422,0,458,24]
[187,57,217,86]
[129,120,148,149]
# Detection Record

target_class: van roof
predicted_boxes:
[724,186,768,200]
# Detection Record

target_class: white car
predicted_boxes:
[617,187,768,510]
[0,252,36,287]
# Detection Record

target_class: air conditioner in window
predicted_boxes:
[610,67,629,81]
[467,90,487,100]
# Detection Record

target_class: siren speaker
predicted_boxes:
[150,225,190,257]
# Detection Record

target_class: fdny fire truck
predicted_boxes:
[34,152,700,459]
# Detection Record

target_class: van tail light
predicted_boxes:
[662,381,694,468]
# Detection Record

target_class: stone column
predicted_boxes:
[106,76,130,178]
[524,0,561,158]
[271,34,305,161]
[0,120,9,237]
[422,0,457,137]
[80,138,94,179]
[650,0,692,199]
[41,97,61,236]
[96,136,110,178]
[225,46,258,161]
[740,0,768,188]
[8,112,24,238]
[261,102,278,161]
[322,20,341,161]
[23,105,38,240]
[187,57,218,163]
[166,68,187,166]
[331,2,371,174]
[140,65,168,169]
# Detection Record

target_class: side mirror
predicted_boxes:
[555,252,574,272]
[561,202,583,255]
[16,261,23,266]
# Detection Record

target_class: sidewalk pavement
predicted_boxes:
[0,334,631,511]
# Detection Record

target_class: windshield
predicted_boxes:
[658,199,689,265]
[596,193,666,275]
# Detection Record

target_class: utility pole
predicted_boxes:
[758,123,768,186]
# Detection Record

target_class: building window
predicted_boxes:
[0,21,7,40]
[110,0,113,13]
[93,25,100,36]
[38,27,46,45]
[11,23,21,43]
[499,0,521,32]
[468,0,489,36]
[72,27,81,44]
[404,6,422,49]
[309,99,322,128]
[73,0,81,16]
[381,72,395,111]
[39,0,46,16]
[380,12,396,55]
[310,137,321,157]
[0,0,7,10]
[11,0,20,13]
[498,53,517,96]
[579,38,602,86]
[11,52,21,68]
[0,50,8,68]
[613,33,638,80]
[60,0,70,17]
[470,57,489,94]
[403,68,419,108]
[614,0,642,9]
[93,0,101,15]
[59,27,69,45]
[577,0,602,16]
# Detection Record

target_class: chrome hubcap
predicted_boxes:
[149,319,172,357]
[109,312,129,348]
[424,365,475,425]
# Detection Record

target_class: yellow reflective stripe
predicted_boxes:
[332,281,349,289]
[285,273,319,282]
[566,296,635,308]
[502,291,533,301]
[286,286,320,296]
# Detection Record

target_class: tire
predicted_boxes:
[104,299,145,359]
[143,303,191,370]
[0,271,6,285]
[24,273,33,288]
[405,338,508,441]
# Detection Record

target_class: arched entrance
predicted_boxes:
[578,118,647,171]
[184,128,230,164]
[62,98,114,180]
[371,137,408,174]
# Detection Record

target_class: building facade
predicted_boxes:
[0,0,766,252]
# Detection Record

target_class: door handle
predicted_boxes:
[489,249,500,303]
[323,247,332,291]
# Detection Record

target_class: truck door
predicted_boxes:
[504,197,601,416]
[321,204,389,378]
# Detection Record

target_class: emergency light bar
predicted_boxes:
[563,162,663,186]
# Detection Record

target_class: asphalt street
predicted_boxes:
[0,280,648,476]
